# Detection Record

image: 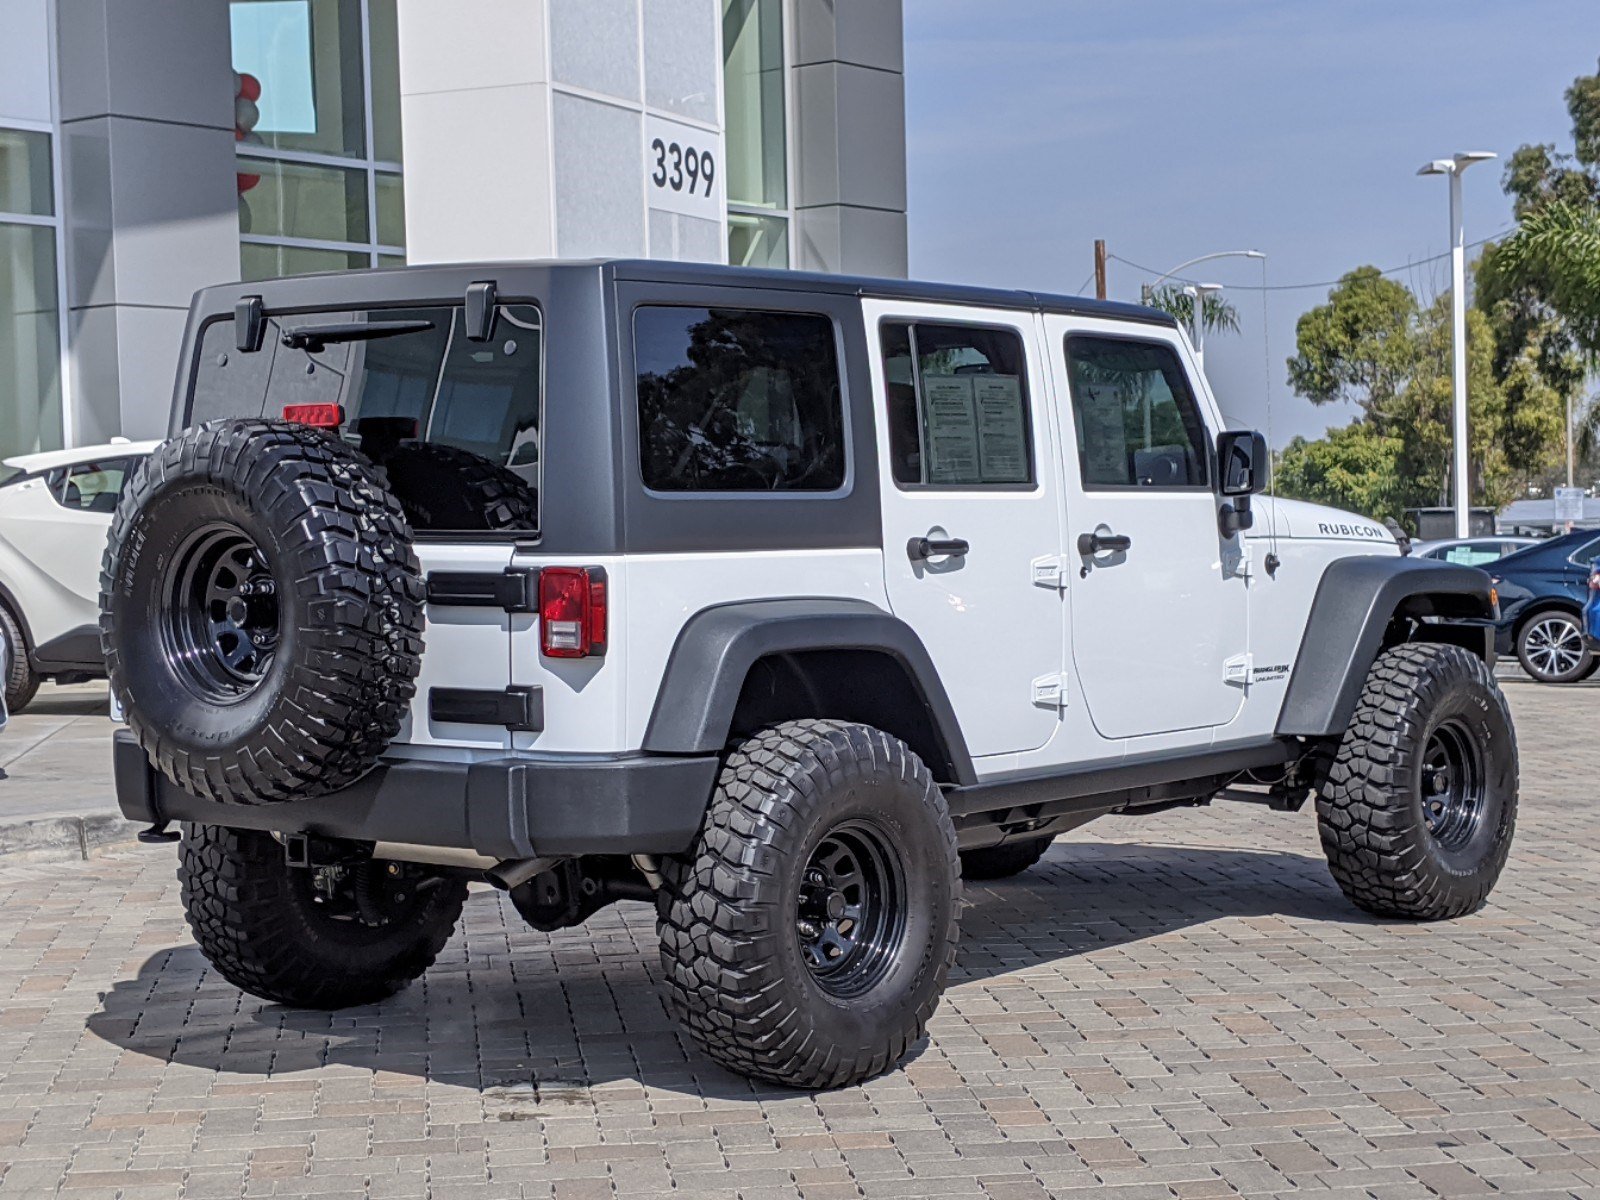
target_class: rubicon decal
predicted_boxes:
[1316,522,1389,540]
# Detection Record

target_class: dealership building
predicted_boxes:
[0,0,908,459]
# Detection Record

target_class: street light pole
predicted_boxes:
[1183,283,1223,373]
[1418,151,1496,539]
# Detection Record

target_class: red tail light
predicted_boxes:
[540,567,607,658]
[282,403,344,429]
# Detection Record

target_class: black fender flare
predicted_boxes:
[1276,556,1495,738]
[642,598,976,785]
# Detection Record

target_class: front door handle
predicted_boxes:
[908,536,969,561]
[1077,531,1132,555]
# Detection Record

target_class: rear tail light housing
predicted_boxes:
[1589,568,1600,592]
[539,567,607,658]
[282,403,344,429]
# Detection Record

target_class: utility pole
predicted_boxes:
[1093,240,1107,300]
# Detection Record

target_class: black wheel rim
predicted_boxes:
[796,820,907,998]
[163,523,279,702]
[1420,718,1487,851]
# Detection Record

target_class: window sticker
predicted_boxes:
[921,376,981,484]
[973,375,1028,483]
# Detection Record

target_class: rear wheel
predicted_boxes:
[657,720,960,1089]
[959,836,1053,880]
[0,604,37,712]
[1317,644,1517,920]
[179,824,467,1009]
[1515,610,1594,683]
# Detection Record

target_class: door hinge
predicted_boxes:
[1030,555,1068,590]
[1031,673,1068,709]
[1224,653,1253,688]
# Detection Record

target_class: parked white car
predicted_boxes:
[0,439,158,710]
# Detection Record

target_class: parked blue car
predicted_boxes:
[1585,559,1600,653]
[1490,529,1600,683]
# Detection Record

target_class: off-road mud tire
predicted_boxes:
[1316,643,1517,920]
[959,835,1053,880]
[179,823,467,1008]
[101,419,424,804]
[0,603,38,712]
[377,441,538,533]
[657,720,961,1090]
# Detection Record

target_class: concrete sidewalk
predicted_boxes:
[0,682,131,858]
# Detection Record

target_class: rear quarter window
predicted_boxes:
[633,306,845,493]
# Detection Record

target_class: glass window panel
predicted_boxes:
[377,252,406,269]
[241,240,366,280]
[0,222,63,456]
[368,0,403,163]
[54,459,133,513]
[722,0,786,209]
[881,322,1035,488]
[728,211,788,268]
[634,306,844,492]
[1064,336,1211,490]
[231,0,366,159]
[193,305,543,532]
[375,171,405,248]
[0,129,52,217]
[238,156,369,244]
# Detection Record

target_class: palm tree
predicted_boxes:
[1493,199,1600,355]
[1142,284,1242,336]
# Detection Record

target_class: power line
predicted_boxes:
[1106,226,1517,293]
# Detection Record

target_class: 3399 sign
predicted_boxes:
[651,137,715,198]
[643,116,723,220]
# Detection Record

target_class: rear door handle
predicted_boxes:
[1077,531,1132,555]
[908,536,969,561]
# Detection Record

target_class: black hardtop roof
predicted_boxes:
[194,258,1177,328]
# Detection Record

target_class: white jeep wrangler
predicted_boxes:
[106,260,1516,1090]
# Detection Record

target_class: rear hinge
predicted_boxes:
[1223,652,1253,688]
[1030,555,1069,591]
[1031,672,1068,709]
[426,567,537,612]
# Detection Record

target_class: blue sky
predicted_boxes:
[902,0,1597,445]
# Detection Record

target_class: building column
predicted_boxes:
[396,0,725,267]
[55,0,240,442]
[790,0,908,277]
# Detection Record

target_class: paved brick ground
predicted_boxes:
[0,676,1596,1199]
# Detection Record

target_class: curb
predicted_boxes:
[0,813,143,862]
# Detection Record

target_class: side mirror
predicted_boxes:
[1216,429,1267,497]
[1216,430,1267,538]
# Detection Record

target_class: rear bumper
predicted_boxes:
[113,728,718,859]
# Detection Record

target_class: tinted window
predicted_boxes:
[1064,336,1210,489]
[881,322,1033,487]
[1571,536,1600,567]
[634,307,844,492]
[53,458,132,513]
[191,305,542,533]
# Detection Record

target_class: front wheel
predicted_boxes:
[657,720,960,1090]
[1317,644,1517,921]
[179,825,468,1008]
[1516,610,1594,683]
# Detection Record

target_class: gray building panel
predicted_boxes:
[795,203,908,278]
[792,0,904,74]
[56,0,235,128]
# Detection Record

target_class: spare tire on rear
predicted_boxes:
[101,418,424,805]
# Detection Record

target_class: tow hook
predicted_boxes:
[136,821,180,844]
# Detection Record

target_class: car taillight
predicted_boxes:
[1590,569,1600,592]
[282,403,344,429]
[539,567,607,658]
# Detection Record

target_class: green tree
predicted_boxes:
[1275,421,1409,525]
[1477,58,1600,489]
[1278,268,1511,523]
[1143,285,1241,336]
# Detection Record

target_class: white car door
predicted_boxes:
[0,457,132,615]
[1043,316,1248,740]
[864,299,1066,759]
